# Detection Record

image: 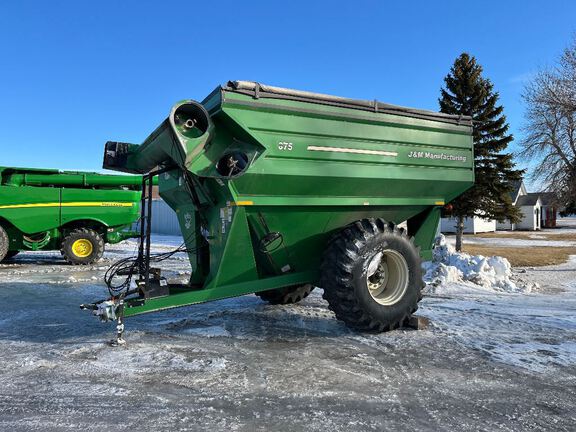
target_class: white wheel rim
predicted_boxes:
[366,249,409,305]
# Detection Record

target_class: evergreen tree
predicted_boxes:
[439,53,523,251]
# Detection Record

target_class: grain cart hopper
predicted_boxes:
[0,167,148,264]
[82,81,473,339]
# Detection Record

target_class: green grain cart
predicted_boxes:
[0,167,144,264]
[84,81,473,335]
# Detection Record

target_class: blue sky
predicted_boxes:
[0,1,574,180]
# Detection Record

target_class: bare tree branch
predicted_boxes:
[519,38,576,206]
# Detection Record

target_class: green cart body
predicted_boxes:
[0,167,145,264]
[96,81,473,331]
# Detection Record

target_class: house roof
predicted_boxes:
[509,180,524,202]
[537,192,557,206]
[516,193,541,206]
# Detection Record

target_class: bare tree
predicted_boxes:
[520,38,576,207]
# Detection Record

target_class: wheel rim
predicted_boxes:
[71,239,93,258]
[366,250,409,305]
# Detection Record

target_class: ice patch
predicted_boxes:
[181,325,232,338]
[487,340,576,372]
[423,235,537,294]
[65,343,229,375]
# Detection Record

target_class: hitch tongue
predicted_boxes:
[80,299,127,346]
[80,300,119,322]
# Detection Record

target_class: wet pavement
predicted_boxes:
[0,243,574,431]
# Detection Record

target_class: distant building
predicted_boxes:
[440,215,496,234]
[441,180,558,233]
[496,181,524,231]
[150,199,181,235]
[514,193,542,231]
[539,192,558,228]
[494,181,557,231]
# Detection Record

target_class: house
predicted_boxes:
[440,215,496,234]
[539,192,558,228]
[496,181,557,231]
[515,193,542,230]
[441,180,557,233]
[496,180,525,231]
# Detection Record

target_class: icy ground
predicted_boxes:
[0,229,575,431]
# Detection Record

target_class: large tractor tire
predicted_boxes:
[320,218,423,332]
[61,228,104,265]
[256,284,315,305]
[0,225,8,262]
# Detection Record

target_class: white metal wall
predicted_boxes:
[517,204,541,231]
[151,199,181,235]
[471,217,497,233]
[496,219,516,231]
[440,216,496,234]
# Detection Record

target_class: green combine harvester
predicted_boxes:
[0,167,144,264]
[82,81,473,341]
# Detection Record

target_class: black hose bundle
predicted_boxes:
[103,163,208,298]
[104,242,198,297]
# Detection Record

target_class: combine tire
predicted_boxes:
[256,284,315,305]
[320,218,423,332]
[0,226,8,262]
[61,228,104,265]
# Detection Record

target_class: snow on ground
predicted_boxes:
[445,217,576,248]
[423,235,537,294]
[0,226,576,430]
[445,232,576,248]
[119,234,190,249]
[418,228,575,373]
[420,254,576,372]
[455,237,576,247]
[422,291,576,372]
[0,235,192,286]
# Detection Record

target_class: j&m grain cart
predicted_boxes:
[0,167,145,264]
[82,81,473,339]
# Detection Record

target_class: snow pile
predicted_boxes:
[422,235,536,294]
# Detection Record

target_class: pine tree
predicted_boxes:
[439,53,524,251]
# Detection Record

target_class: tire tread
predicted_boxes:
[320,218,422,332]
[61,228,104,265]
